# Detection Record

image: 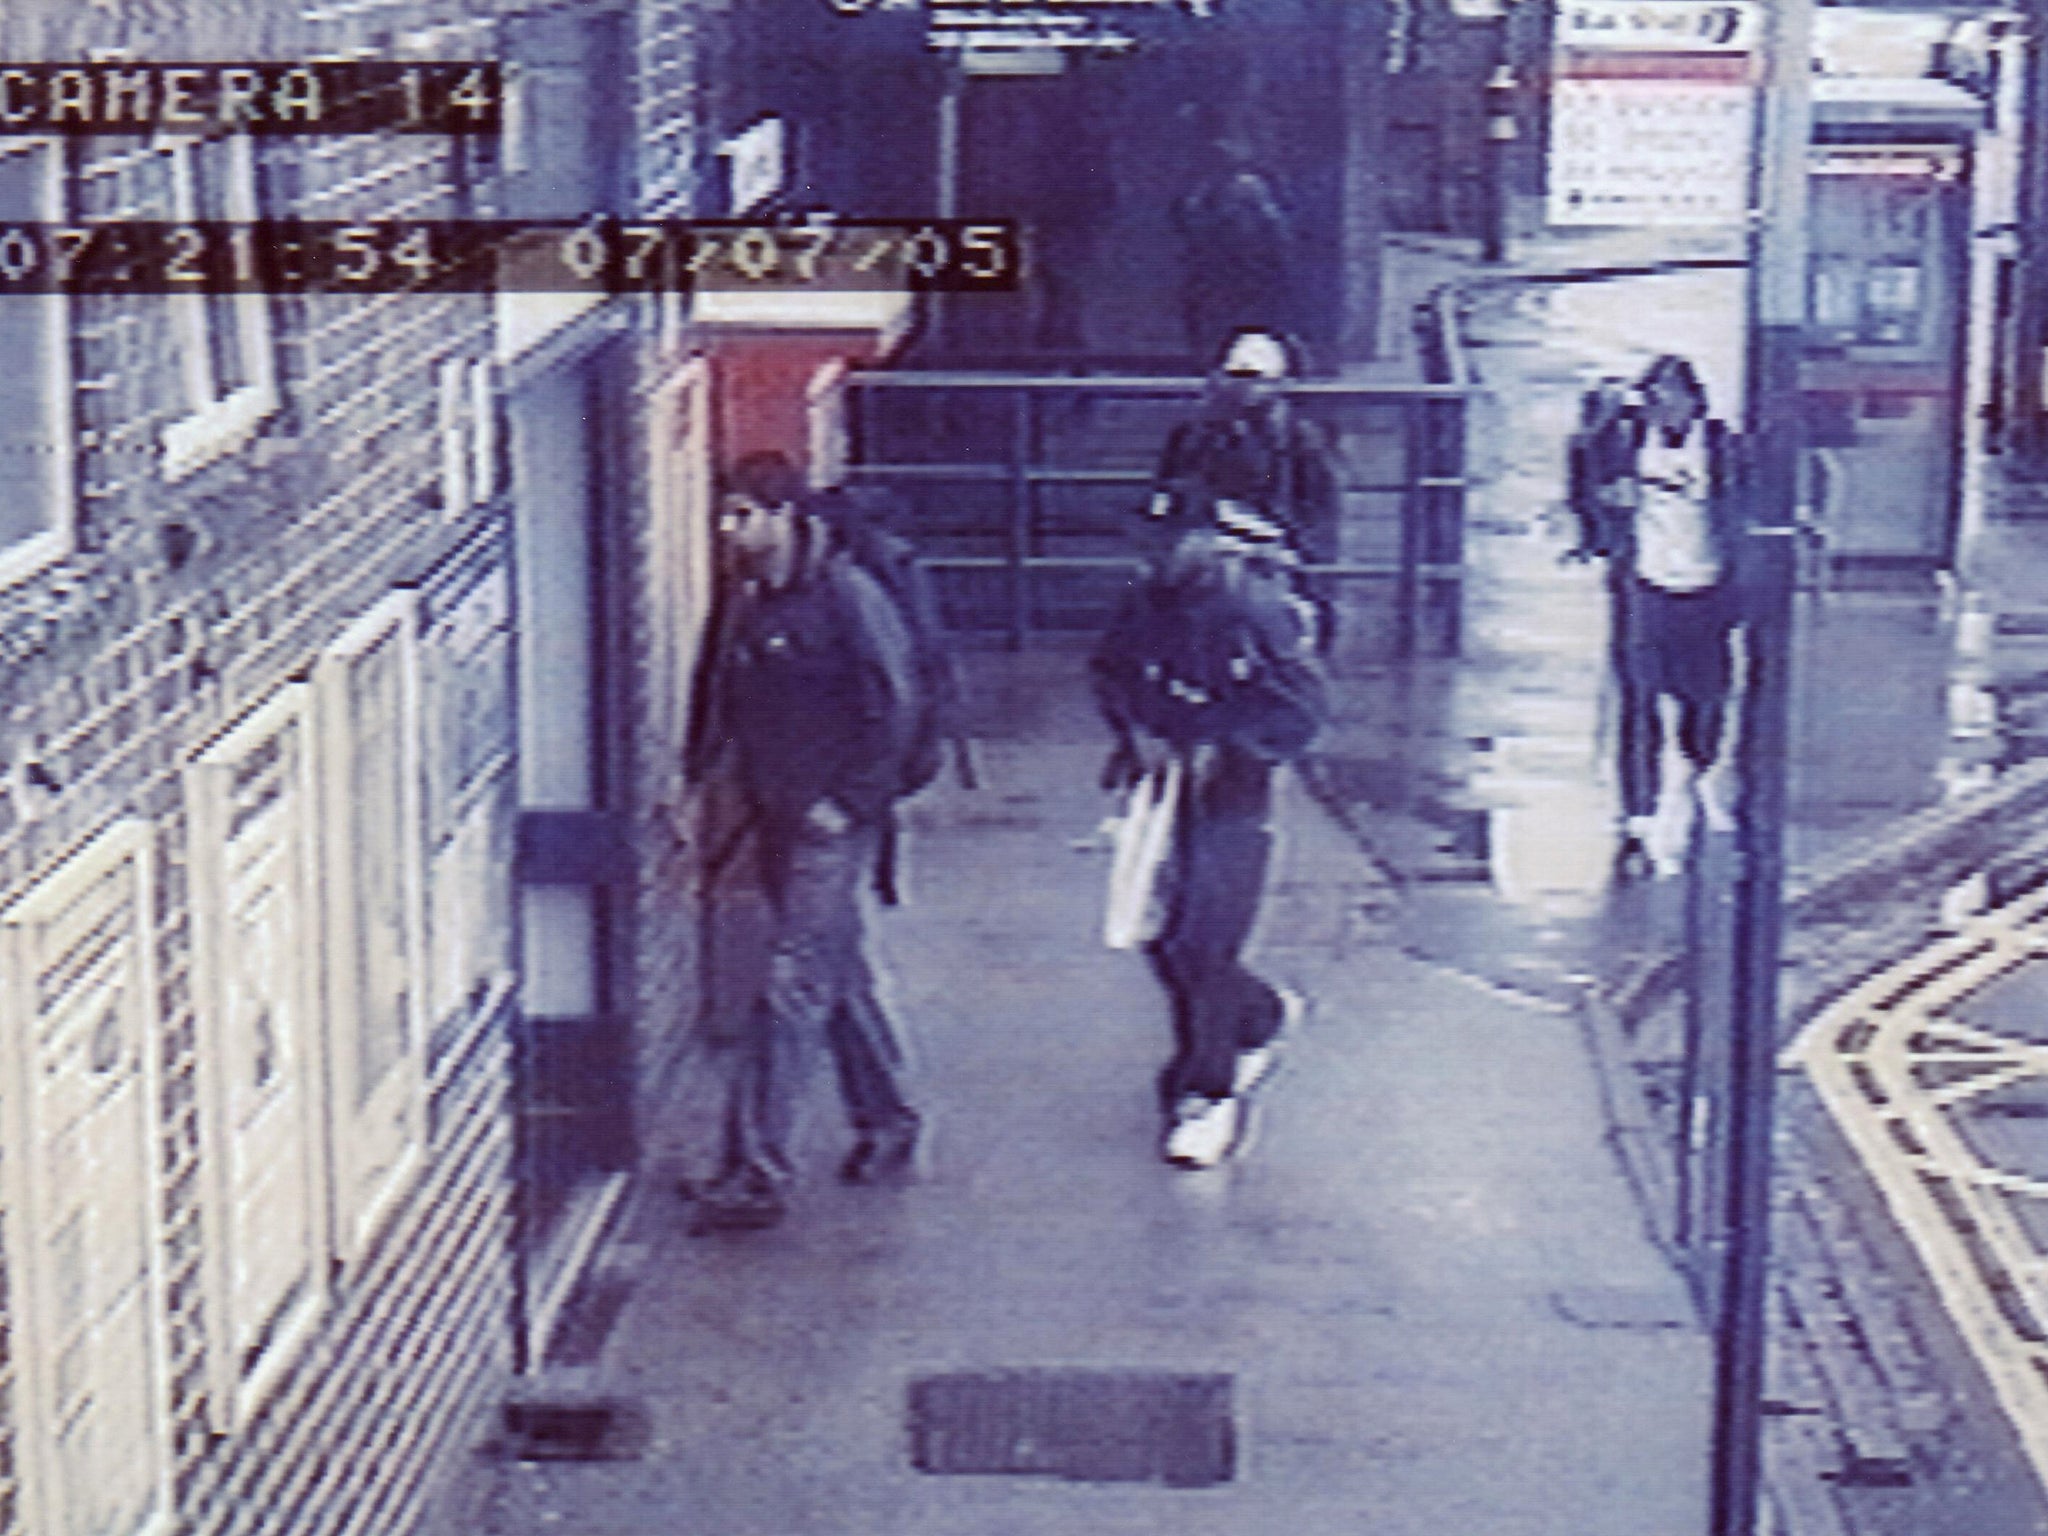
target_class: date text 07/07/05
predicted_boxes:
[0,220,1023,293]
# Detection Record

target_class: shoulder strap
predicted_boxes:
[827,556,923,755]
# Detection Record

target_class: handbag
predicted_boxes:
[1103,757,1183,951]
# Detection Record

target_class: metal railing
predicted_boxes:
[842,368,1477,654]
[1413,281,1476,390]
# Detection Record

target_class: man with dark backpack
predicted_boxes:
[1150,331,1340,563]
[1569,355,1748,878]
[1149,329,1343,649]
[680,452,932,1232]
[1093,520,1330,1169]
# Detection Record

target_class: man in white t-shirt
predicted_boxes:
[1581,354,1746,877]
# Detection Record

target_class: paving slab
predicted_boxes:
[450,647,1710,1536]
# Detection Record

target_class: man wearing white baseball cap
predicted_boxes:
[1149,330,1340,562]
[1148,328,1343,654]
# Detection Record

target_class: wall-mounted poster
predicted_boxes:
[1806,146,1962,354]
[1548,0,1760,228]
[0,820,173,1536]
[417,527,517,1075]
[185,684,330,1428]
[315,590,427,1263]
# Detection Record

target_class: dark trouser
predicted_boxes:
[711,816,917,1195]
[1147,748,1284,1106]
[1614,575,1735,820]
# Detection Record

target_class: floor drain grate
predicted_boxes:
[489,1399,651,1462]
[907,1370,1235,1487]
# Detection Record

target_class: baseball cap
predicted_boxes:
[1220,331,1290,380]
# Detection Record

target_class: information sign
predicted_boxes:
[1549,0,1760,228]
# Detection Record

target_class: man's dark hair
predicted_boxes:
[720,449,805,508]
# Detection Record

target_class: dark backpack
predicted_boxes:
[820,500,978,908]
[1094,556,1328,764]
[816,490,975,799]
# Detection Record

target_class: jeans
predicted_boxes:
[710,816,917,1195]
[1147,748,1284,1105]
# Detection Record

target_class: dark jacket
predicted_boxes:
[1173,167,1294,301]
[1091,557,1328,764]
[1153,404,1342,564]
[686,537,917,831]
[1573,407,1746,581]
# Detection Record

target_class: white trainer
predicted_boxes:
[1163,1096,1241,1168]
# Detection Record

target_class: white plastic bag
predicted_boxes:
[1103,757,1182,951]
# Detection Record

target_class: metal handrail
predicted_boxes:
[919,554,1466,577]
[849,371,1477,398]
[844,370,1471,652]
[846,462,1442,496]
[1415,282,1475,389]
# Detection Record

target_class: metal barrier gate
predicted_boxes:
[841,369,1475,655]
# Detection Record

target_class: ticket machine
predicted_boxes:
[1801,78,1986,573]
